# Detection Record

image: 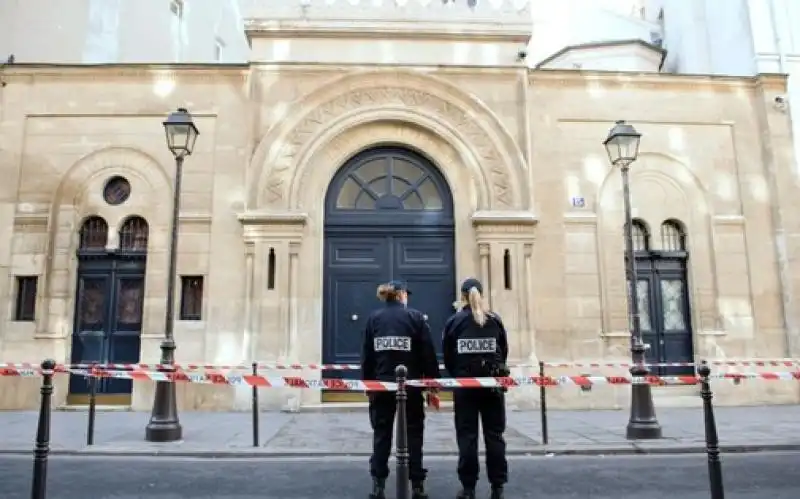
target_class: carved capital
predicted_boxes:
[523,243,533,257]
[472,210,538,242]
[238,210,307,242]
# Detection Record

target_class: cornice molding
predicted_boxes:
[530,68,785,91]
[471,210,538,226]
[245,20,530,43]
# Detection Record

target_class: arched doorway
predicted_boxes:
[67,216,149,405]
[322,146,456,401]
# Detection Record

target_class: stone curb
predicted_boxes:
[1,443,798,459]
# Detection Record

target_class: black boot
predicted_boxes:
[412,480,429,499]
[368,477,386,499]
[489,485,504,499]
[456,487,476,499]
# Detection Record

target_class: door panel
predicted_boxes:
[105,275,145,395]
[635,255,693,376]
[635,278,660,368]
[322,235,456,390]
[68,274,112,396]
[393,236,455,357]
[323,237,390,382]
[330,273,385,363]
[69,266,146,399]
[657,274,693,375]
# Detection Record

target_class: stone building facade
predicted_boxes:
[1,7,799,412]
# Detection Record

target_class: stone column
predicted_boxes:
[472,211,538,362]
[243,242,255,361]
[237,210,307,363]
[479,243,491,308]
[522,242,536,360]
[288,241,301,361]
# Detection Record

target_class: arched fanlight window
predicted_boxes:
[79,216,108,250]
[661,219,686,251]
[631,218,650,252]
[119,216,149,252]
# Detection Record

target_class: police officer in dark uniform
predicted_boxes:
[442,278,510,499]
[361,280,440,499]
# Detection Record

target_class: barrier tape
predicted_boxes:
[5,366,799,391]
[406,371,800,388]
[67,368,398,391]
[3,358,799,373]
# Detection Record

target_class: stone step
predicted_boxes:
[651,385,702,408]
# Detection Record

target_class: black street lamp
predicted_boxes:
[145,108,199,442]
[603,120,662,440]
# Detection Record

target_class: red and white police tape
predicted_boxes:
[3,358,799,373]
[3,364,800,391]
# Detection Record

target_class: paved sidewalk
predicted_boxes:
[1,405,799,457]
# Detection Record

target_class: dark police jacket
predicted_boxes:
[360,301,441,383]
[442,306,509,378]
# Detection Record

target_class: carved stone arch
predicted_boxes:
[249,69,528,211]
[52,146,171,209]
[596,152,709,211]
[41,147,172,342]
[596,153,716,341]
[289,114,486,215]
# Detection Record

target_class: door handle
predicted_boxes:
[351,314,359,321]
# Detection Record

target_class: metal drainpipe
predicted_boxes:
[765,0,795,357]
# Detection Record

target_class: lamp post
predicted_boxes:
[603,120,662,440]
[145,108,199,442]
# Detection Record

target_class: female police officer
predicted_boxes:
[361,280,440,499]
[442,278,510,499]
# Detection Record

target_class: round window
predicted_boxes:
[103,176,131,206]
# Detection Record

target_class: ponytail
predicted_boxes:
[465,286,488,327]
[377,283,401,302]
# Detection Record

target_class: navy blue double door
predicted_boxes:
[323,231,455,380]
[321,146,457,389]
[68,255,146,401]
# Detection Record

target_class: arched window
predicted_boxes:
[333,149,445,212]
[325,146,453,229]
[631,218,650,252]
[660,219,686,251]
[79,216,108,250]
[119,216,149,252]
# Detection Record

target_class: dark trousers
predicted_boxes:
[369,388,427,482]
[453,388,508,488]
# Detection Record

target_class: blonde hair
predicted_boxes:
[377,283,402,302]
[462,286,489,326]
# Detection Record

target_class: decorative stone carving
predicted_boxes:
[264,86,513,208]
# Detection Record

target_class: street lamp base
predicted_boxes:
[145,381,182,442]
[626,383,662,440]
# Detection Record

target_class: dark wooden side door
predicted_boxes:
[68,256,145,403]
[637,254,694,376]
